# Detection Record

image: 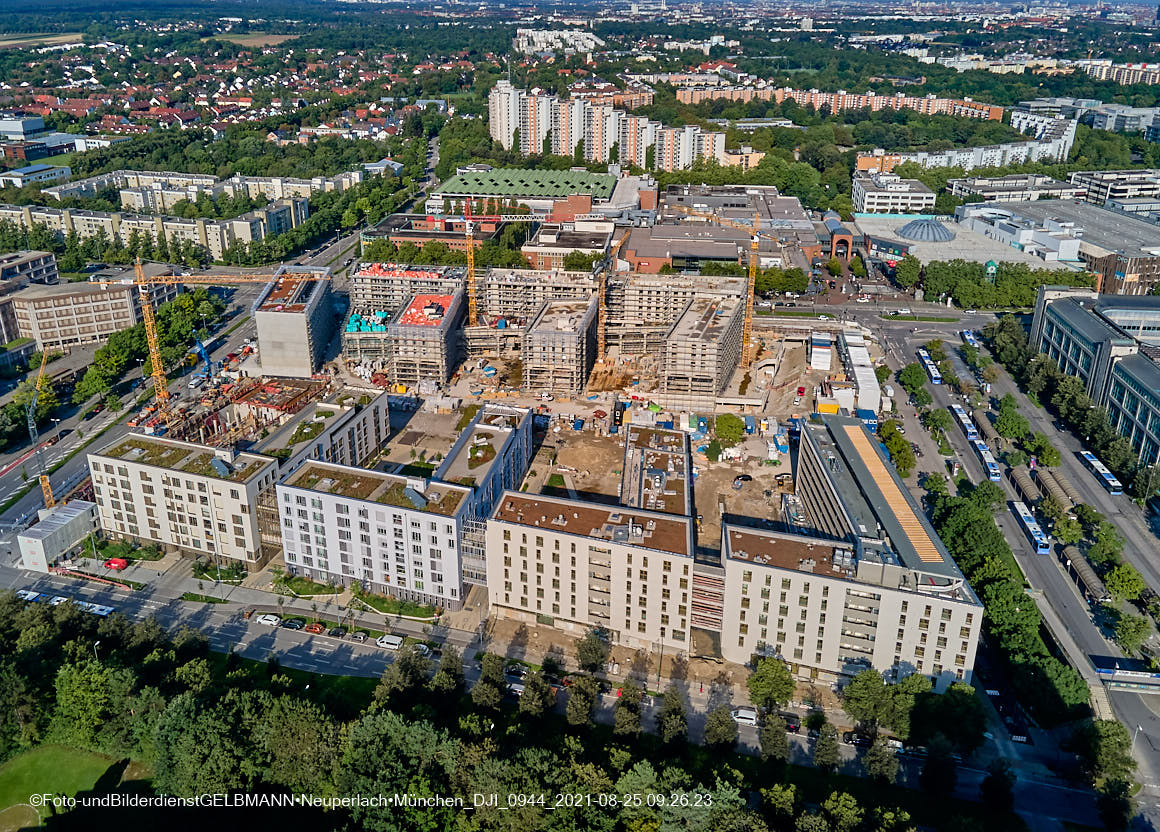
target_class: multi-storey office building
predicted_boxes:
[12,278,180,351]
[486,491,698,651]
[277,462,471,609]
[1067,170,1160,206]
[946,174,1084,202]
[1031,287,1160,465]
[852,173,936,214]
[88,436,280,568]
[0,250,58,285]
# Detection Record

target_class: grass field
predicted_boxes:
[0,33,82,50]
[202,33,298,47]
[0,745,115,811]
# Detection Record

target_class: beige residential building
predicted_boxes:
[88,435,280,568]
[659,295,744,409]
[486,492,697,652]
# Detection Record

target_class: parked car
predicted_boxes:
[505,662,528,680]
[797,386,806,396]
[731,707,759,726]
[843,731,872,747]
[793,397,802,407]
[327,627,346,638]
[281,619,305,630]
[304,622,325,634]
[376,633,403,650]
[256,614,281,626]
[412,643,431,657]
[349,631,368,643]
[778,712,802,733]
[103,558,128,570]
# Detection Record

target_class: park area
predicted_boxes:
[0,745,148,830]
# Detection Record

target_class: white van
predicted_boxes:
[376,633,404,650]
[731,707,759,726]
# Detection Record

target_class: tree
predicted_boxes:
[1097,779,1135,832]
[980,759,1015,816]
[518,669,555,719]
[894,255,921,289]
[864,737,899,784]
[565,675,599,727]
[1024,432,1061,467]
[748,657,795,711]
[562,250,602,271]
[760,715,790,763]
[429,646,464,700]
[813,723,840,773]
[253,694,341,794]
[919,735,958,795]
[911,682,986,754]
[760,783,796,827]
[1131,465,1160,504]
[1106,563,1146,601]
[704,705,739,750]
[658,684,688,745]
[576,629,610,672]
[822,791,863,832]
[51,659,137,750]
[896,364,927,396]
[470,676,502,711]
[373,645,431,706]
[826,256,842,277]
[612,680,643,737]
[994,407,1029,441]
[968,480,1005,513]
[1114,613,1150,654]
[1089,521,1125,566]
[1052,515,1084,546]
[715,413,746,447]
[875,364,892,384]
[842,670,889,727]
[1072,719,1137,786]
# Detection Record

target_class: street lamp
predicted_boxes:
[93,640,101,662]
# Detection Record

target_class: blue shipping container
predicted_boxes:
[657,420,674,429]
[744,415,756,434]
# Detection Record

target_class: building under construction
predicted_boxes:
[603,272,747,355]
[658,295,744,409]
[253,266,333,378]
[385,291,465,391]
[465,268,598,359]
[522,297,599,395]
[349,263,465,313]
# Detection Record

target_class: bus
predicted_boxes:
[973,439,1002,482]
[1013,501,1051,555]
[917,349,942,385]
[1080,450,1123,496]
[949,404,977,441]
[961,330,980,349]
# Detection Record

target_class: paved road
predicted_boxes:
[0,558,1101,827]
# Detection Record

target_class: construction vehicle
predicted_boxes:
[26,351,55,509]
[669,205,780,369]
[92,260,330,429]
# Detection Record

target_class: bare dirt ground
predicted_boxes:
[378,411,461,471]
[552,433,625,501]
[203,33,299,46]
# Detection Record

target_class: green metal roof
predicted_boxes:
[436,168,615,201]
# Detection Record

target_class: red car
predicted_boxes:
[304,622,325,634]
[797,386,806,396]
[103,558,128,570]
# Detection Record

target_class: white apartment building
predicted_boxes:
[486,492,697,651]
[852,173,936,214]
[255,389,391,477]
[88,436,279,568]
[277,462,471,609]
[488,82,727,171]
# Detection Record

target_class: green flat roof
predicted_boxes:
[436,168,615,201]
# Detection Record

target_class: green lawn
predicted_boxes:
[278,575,341,596]
[181,592,227,604]
[0,745,115,811]
[353,591,436,618]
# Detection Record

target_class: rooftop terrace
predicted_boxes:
[493,492,694,557]
[96,436,271,483]
[286,461,467,516]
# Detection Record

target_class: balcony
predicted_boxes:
[842,610,879,627]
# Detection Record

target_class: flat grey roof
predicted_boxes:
[990,199,1160,257]
[1048,298,1135,346]
[807,414,963,580]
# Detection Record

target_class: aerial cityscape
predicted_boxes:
[2,0,1160,829]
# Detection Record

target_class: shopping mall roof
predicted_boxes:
[436,168,615,201]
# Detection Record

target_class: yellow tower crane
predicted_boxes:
[455,209,540,327]
[669,206,769,368]
[93,260,330,426]
[26,350,55,509]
